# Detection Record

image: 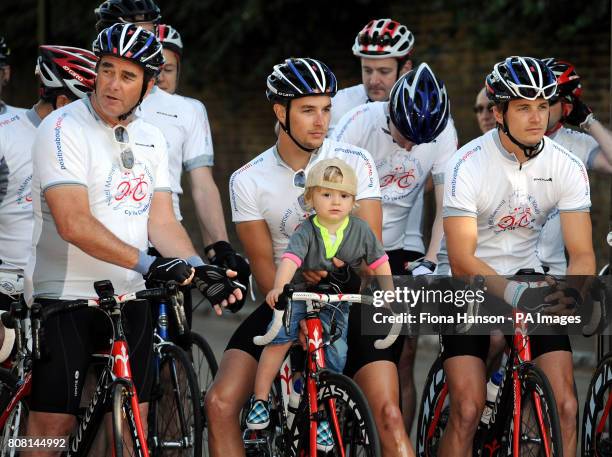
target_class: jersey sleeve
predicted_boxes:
[556,152,591,212]
[349,146,381,201]
[182,99,214,171]
[332,104,369,147]
[34,112,88,191]
[431,120,459,185]
[357,219,389,269]
[572,131,599,170]
[281,222,314,267]
[442,148,481,218]
[229,168,263,222]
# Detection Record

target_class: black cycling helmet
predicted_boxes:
[485,56,557,158]
[389,63,449,144]
[94,0,161,32]
[267,58,337,152]
[93,23,164,119]
[36,45,97,105]
[0,37,10,67]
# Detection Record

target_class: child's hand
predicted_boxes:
[266,287,283,308]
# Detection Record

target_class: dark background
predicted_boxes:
[2,0,611,267]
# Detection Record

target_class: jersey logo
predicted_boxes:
[155,110,178,118]
[533,177,552,182]
[378,158,423,202]
[16,174,33,208]
[488,190,541,234]
[104,162,154,216]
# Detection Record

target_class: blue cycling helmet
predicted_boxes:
[389,63,449,144]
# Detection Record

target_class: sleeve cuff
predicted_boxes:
[281,252,303,267]
[442,207,477,218]
[184,154,214,171]
[368,253,389,270]
[134,250,156,274]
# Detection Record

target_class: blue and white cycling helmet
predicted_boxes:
[485,57,556,158]
[267,58,337,152]
[389,63,449,144]
[93,23,164,119]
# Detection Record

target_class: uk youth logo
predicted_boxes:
[488,189,541,234]
[104,162,154,216]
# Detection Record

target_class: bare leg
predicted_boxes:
[397,336,417,433]
[205,349,258,457]
[536,351,577,457]
[253,342,292,400]
[354,360,415,457]
[438,356,486,457]
[24,412,76,457]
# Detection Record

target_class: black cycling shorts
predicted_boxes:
[440,334,572,362]
[386,249,424,275]
[30,299,155,415]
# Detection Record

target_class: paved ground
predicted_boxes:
[190,293,598,444]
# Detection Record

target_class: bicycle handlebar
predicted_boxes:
[253,286,399,350]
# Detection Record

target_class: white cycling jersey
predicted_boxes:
[26,98,171,300]
[328,84,368,137]
[443,129,591,275]
[138,86,213,219]
[536,126,600,274]
[0,102,23,117]
[0,107,34,270]
[230,138,381,263]
[333,101,457,251]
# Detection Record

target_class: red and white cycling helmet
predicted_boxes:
[36,45,98,100]
[352,18,415,59]
[156,24,183,58]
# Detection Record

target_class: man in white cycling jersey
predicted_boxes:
[441,56,595,457]
[536,58,612,275]
[334,62,456,431]
[24,25,242,454]
[0,45,97,365]
[94,0,249,302]
[206,57,415,457]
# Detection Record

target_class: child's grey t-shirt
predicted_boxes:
[281,215,388,273]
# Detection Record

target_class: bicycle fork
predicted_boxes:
[305,316,346,457]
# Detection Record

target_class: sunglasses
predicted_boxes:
[113,125,134,171]
[473,102,494,114]
[506,81,557,101]
[293,169,306,189]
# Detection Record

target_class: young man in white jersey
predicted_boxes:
[536,58,612,274]
[334,62,456,431]
[441,56,595,457]
[24,24,243,453]
[94,0,250,302]
[0,45,97,366]
[206,58,415,457]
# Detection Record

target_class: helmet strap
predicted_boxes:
[499,114,544,159]
[278,101,319,153]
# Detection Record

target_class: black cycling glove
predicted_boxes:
[205,241,251,312]
[565,96,594,128]
[193,264,246,309]
[144,257,193,283]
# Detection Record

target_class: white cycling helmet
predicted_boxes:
[352,18,415,59]
[156,24,183,58]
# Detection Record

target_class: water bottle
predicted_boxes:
[480,370,503,425]
[287,377,303,428]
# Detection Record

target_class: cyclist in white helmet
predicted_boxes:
[334,62,457,432]
[536,58,612,275]
[441,56,594,457]
[24,24,243,449]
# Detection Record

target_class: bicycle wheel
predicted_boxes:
[149,343,203,457]
[582,354,612,456]
[416,355,448,457]
[505,364,562,457]
[292,370,381,457]
[0,369,28,457]
[186,332,216,456]
[112,382,148,457]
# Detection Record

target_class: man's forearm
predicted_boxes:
[191,171,228,246]
[149,221,199,259]
[61,212,139,270]
[252,260,277,296]
[424,213,444,263]
[566,252,596,276]
[586,120,612,167]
